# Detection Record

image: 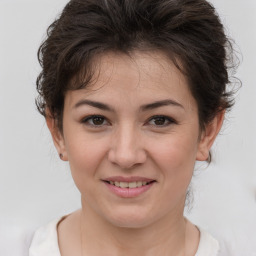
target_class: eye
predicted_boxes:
[147,115,176,127]
[81,115,109,127]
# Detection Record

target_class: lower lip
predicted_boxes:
[104,182,155,198]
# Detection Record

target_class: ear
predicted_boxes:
[45,109,68,161]
[196,110,225,161]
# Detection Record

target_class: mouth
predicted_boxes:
[102,177,156,198]
[103,180,156,188]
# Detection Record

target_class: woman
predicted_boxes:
[29,0,235,255]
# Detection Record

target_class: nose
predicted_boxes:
[108,124,147,169]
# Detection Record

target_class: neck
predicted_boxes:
[80,199,188,256]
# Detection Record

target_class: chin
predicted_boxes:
[104,208,155,229]
[110,218,151,229]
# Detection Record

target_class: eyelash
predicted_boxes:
[146,115,177,127]
[81,115,109,128]
[81,115,177,128]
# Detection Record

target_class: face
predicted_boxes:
[49,51,221,228]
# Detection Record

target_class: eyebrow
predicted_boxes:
[140,99,184,111]
[74,100,114,112]
[73,99,184,111]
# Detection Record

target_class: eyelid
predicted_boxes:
[81,115,110,127]
[146,115,177,127]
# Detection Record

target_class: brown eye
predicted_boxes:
[91,116,105,125]
[148,116,175,127]
[82,115,108,127]
[153,117,166,125]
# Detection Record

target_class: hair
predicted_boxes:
[36,0,237,138]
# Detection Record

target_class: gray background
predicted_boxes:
[0,0,255,255]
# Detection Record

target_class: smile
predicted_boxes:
[105,181,154,188]
[102,177,156,198]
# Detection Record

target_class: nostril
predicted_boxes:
[108,147,147,169]
[108,152,138,169]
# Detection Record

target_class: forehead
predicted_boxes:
[65,51,197,111]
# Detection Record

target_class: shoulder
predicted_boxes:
[29,210,80,256]
[195,227,230,256]
[195,227,219,256]
[29,216,65,256]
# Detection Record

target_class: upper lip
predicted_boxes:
[102,176,156,182]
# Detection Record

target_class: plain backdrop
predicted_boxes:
[0,0,256,255]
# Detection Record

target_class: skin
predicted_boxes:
[47,51,224,256]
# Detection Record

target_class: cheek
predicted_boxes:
[64,133,108,189]
[153,134,198,166]
[149,133,198,184]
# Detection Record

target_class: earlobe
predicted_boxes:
[45,109,68,161]
[196,111,225,161]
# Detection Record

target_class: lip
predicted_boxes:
[103,176,155,183]
[102,176,156,198]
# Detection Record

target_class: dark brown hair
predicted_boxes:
[36,0,237,133]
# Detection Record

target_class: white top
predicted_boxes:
[29,217,221,256]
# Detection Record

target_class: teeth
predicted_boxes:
[137,181,143,187]
[128,182,137,188]
[109,181,151,188]
[120,182,128,188]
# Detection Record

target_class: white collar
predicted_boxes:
[29,216,219,256]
